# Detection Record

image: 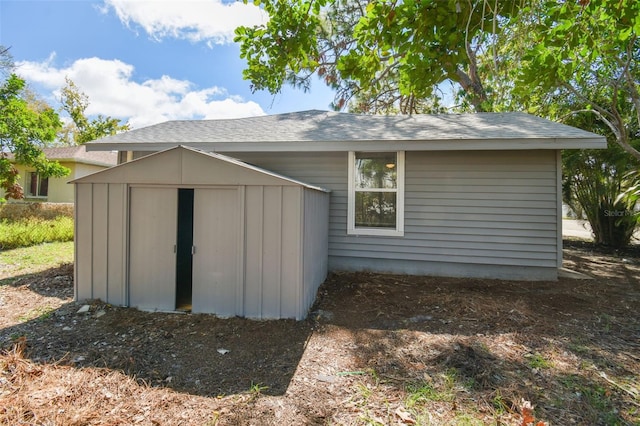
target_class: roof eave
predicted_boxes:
[86,137,607,153]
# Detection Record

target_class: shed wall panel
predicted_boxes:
[261,186,283,317]
[231,150,558,277]
[243,186,264,318]
[192,188,240,316]
[280,186,303,319]
[302,188,329,315]
[75,184,93,300]
[91,184,109,301]
[107,184,126,306]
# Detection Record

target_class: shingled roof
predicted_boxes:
[7,145,117,167]
[87,110,606,152]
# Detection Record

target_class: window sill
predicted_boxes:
[347,228,404,237]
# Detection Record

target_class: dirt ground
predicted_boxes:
[1,240,639,425]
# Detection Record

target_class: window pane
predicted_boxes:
[29,173,38,196]
[355,192,396,228]
[355,152,396,189]
[39,177,49,197]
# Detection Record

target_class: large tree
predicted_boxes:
[235,0,523,113]
[501,0,640,160]
[59,78,130,145]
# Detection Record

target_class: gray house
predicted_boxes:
[76,110,605,319]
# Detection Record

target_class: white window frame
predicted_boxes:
[26,171,49,198]
[347,151,405,237]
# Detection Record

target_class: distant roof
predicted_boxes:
[8,145,117,167]
[87,110,606,152]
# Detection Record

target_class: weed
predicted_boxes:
[491,389,509,415]
[527,353,552,369]
[0,217,74,249]
[406,380,454,406]
[248,382,268,396]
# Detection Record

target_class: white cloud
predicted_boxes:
[16,56,265,129]
[100,0,268,45]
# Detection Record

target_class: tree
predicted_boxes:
[0,74,68,200]
[512,0,640,161]
[60,78,129,145]
[235,0,523,113]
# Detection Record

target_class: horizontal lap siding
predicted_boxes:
[229,150,558,270]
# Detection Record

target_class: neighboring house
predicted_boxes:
[2,146,117,203]
[75,110,606,319]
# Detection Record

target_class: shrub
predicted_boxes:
[0,217,74,249]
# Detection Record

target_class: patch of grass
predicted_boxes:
[0,217,74,249]
[18,305,56,323]
[0,241,74,280]
[526,352,553,369]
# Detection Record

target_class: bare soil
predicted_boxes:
[1,240,639,425]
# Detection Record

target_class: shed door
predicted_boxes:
[192,188,240,315]
[129,187,177,311]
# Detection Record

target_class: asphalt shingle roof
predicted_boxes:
[91,110,599,143]
[7,145,117,166]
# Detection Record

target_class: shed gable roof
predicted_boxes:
[87,110,606,152]
[72,145,329,192]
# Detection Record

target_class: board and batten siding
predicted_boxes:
[231,150,559,280]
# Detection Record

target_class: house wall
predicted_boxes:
[230,150,559,280]
[1,162,108,203]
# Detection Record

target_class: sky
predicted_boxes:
[0,0,337,130]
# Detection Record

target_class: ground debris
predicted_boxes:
[0,242,639,425]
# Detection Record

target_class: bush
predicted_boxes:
[0,217,74,249]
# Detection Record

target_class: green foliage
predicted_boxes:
[512,0,640,160]
[236,0,522,113]
[0,216,74,249]
[60,78,130,144]
[0,72,68,200]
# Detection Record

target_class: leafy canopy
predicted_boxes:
[235,0,522,113]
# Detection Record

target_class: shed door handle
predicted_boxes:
[191,246,196,255]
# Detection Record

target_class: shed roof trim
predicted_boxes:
[72,145,330,193]
[87,110,606,151]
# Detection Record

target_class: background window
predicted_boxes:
[348,151,404,236]
[27,172,48,197]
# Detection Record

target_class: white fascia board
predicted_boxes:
[85,137,606,153]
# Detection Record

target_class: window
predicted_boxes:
[348,151,404,236]
[27,172,48,197]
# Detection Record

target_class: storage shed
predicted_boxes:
[73,145,330,320]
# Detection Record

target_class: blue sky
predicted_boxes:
[0,0,337,129]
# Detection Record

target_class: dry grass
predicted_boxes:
[0,338,225,425]
[0,202,74,221]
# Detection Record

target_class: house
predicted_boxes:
[1,145,117,203]
[76,110,606,319]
